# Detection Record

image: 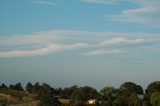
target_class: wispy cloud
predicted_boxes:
[0,43,90,58]
[80,0,117,4]
[99,37,149,45]
[83,49,122,56]
[0,30,159,58]
[106,0,160,27]
[32,0,57,5]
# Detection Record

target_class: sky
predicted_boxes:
[0,0,160,90]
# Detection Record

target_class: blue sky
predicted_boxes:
[0,0,160,89]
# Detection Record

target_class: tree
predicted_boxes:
[142,100,152,106]
[38,86,60,106]
[61,85,78,99]
[127,93,141,106]
[71,86,98,102]
[9,84,15,90]
[112,97,124,106]
[53,87,62,96]
[120,82,143,95]
[100,86,117,106]
[14,83,24,91]
[146,81,160,96]
[1,83,8,89]
[100,86,116,97]
[26,82,33,93]
[150,92,160,106]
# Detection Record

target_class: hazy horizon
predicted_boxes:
[0,0,160,90]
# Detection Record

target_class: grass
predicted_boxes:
[0,89,38,106]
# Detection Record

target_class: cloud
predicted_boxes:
[32,0,57,5]
[1,30,158,46]
[83,49,122,56]
[0,43,90,58]
[0,30,159,58]
[99,37,149,45]
[106,0,160,27]
[81,0,117,4]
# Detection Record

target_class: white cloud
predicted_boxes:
[99,37,148,45]
[0,30,159,58]
[83,49,122,56]
[0,43,90,58]
[81,0,117,4]
[106,0,160,27]
[32,0,57,5]
[1,30,158,46]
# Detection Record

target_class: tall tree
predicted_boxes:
[38,85,60,106]
[14,83,24,91]
[120,82,143,95]
[26,82,33,93]
[1,83,8,89]
[71,86,98,102]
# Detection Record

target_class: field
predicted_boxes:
[0,89,38,106]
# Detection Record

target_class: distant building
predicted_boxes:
[137,94,144,99]
[87,99,96,105]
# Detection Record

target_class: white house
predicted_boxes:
[87,99,96,105]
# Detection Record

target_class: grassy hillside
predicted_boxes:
[0,89,38,106]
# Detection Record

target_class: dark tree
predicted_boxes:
[71,86,98,102]
[61,85,78,99]
[9,84,15,90]
[120,82,143,95]
[38,85,60,106]
[26,82,33,93]
[146,81,160,95]
[14,83,24,91]
[1,83,8,89]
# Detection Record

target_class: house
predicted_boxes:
[87,99,96,105]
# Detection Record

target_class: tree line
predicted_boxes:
[0,81,160,106]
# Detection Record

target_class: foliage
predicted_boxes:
[146,81,160,96]
[100,86,116,97]
[61,85,77,99]
[71,86,98,102]
[120,82,143,95]
[26,82,33,93]
[150,92,160,106]
[0,81,160,106]
[0,83,8,89]
[38,85,60,106]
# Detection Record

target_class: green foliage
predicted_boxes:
[26,82,33,93]
[61,85,77,99]
[9,83,24,91]
[0,83,8,89]
[150,92,160,106]
[127,93,140,106]
[100,86,116,97]
[38,85,60,106]
[112,97,124,106]
[146,81,160,96]
[120,82,143,95]
[71,86,98,102]
[1,81,160,106]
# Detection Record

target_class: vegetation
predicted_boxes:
[0,81,160,106]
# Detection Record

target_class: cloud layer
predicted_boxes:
[0,43,90,58]
[81,0,117,4]
[0,30,159,58]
